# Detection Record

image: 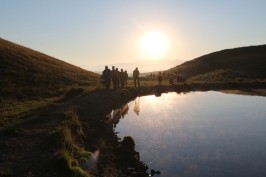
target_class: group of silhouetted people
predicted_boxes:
[168,73,187,85]
[157,72,187,85]
[101,66,128,90]
[101,66,141,90]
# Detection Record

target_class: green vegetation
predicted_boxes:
[49,110,93,177]
[166,44,266,82]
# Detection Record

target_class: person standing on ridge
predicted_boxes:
[111,66,118,90]
[133,67,140,87]
[120,69,125,89]
[102,66,111,89]
[169,75,174,86]
[116,68,120,89]
[124,70,128,86]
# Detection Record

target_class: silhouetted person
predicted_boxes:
[158,72,162,85]
[183,73,187,82]
[133,67,140,87]
[120,69,125,89]
[102,66,111,89]
[124,70,128,86]
[176,74,181,83]
[116,68,120,89]
[111,66,118,90]
[169,75,174,85]
[176,73,186,83]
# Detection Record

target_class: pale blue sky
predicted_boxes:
[1,0,266,70]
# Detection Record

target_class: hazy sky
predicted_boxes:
[1,0,266,70]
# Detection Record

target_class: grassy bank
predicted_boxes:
[48,110,93,177]
[46,88,150,177]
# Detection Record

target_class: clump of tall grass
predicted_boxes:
[50,150,89,177]
[121,136,136,149]
[48,110,93,177]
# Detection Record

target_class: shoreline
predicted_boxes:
[133,82,266,97]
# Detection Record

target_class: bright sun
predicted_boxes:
[141,31,168,58]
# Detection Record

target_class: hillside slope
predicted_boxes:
[166,44,266,82]
[0,38,99,99]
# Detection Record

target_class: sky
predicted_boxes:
[1,0,266,71]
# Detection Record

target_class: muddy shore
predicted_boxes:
[1,82,266,177]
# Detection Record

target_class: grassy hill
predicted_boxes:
[166,44,266,82]
[0,38,99,100]
[0,38,100,121]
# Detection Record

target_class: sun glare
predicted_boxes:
[141,31,168,58]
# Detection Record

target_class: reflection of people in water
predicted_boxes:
[134,97,140,115]
[111,103,130,128]
[112,108,121,128]
[121,104,129,118]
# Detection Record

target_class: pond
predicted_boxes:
[111,91,266,177]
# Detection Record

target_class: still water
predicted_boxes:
[111,91,266,177]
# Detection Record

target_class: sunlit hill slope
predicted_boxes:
[167,44,266,82]
[0,38,99,100]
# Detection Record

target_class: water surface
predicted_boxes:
[112,91,266,177]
